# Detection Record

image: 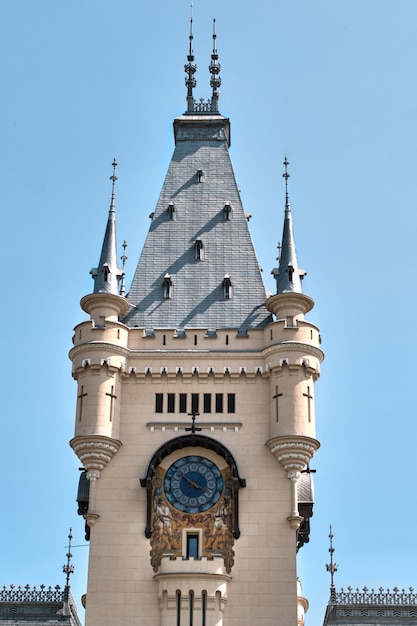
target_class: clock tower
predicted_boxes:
[70,21,323,626]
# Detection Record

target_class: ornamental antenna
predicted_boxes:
[185,6,197,112]
[209,18,221,112]
[120,240,128,296]
[62,528,75,587]
[110,158,117,212]
[325,524,338,601]
[283,156,290,207]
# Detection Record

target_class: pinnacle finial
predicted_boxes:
[283,156,290,206]
[110,158,118,212]
[120,240,128,296]
[62,528,75,587]
[185,14,197,112]
[209,18,221,112]
[325,524,338,601]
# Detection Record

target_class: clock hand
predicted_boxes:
[182,474,204,490]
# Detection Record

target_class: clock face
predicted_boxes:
[164,456,224,513]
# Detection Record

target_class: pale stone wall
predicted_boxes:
[69,291,323,626]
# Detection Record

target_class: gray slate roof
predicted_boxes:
[123,114,272,332]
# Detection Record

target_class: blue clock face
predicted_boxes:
[164,456,224,513]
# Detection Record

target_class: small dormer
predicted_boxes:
[224,202,232,220]
[223,274,232,299]
[194,240,204,260]
[168,202,176,220]
[163,274,173,299]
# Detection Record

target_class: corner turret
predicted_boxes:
[81,159,129,323]
[265,158,323,531]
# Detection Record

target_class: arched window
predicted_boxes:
[102,263,110,283]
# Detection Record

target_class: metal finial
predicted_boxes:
[185,16,197,112]
[188,15,194,60]
[120,240,128,296]
[283,156,290,206]
[109,158,118,211]
[209,18,221,112]
[325,524,338,601]
[62,528,75,587]
[212,18,217,55]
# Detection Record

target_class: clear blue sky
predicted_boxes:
[1,2,417,624]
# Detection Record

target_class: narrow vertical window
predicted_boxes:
[179,394,187,413]
[202,591,207,626]
[203,394,212,413]
[191,394,199,414]
[155,393,163,413]
[215,394,223,413]
[227,393,236,413]
[189,590,194,626]
[287,264,294,282]
[194,239,204,261]
[176,590,181,626]
[167,393,175,413]
[186,533,199,559]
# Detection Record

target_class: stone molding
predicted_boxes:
[70,435,122,473]
[265,435,320,473]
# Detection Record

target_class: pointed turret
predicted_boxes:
[80,159,129,322]
[268,159,314,320]
[90,158,124,295]
[274,157,305,294]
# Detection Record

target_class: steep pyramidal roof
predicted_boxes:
[274,157,305,294]
[90,159,124,295]
[123,24,271,332]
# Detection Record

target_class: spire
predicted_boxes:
[209,19,221,113]
[62,527,75,587]
[90,158,124,295]
[325,524,338,601]
[185,16,197,113]
[275,157,304,294]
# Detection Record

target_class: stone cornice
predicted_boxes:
[262,342,324,362]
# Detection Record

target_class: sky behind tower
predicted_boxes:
[1,2,417,625]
